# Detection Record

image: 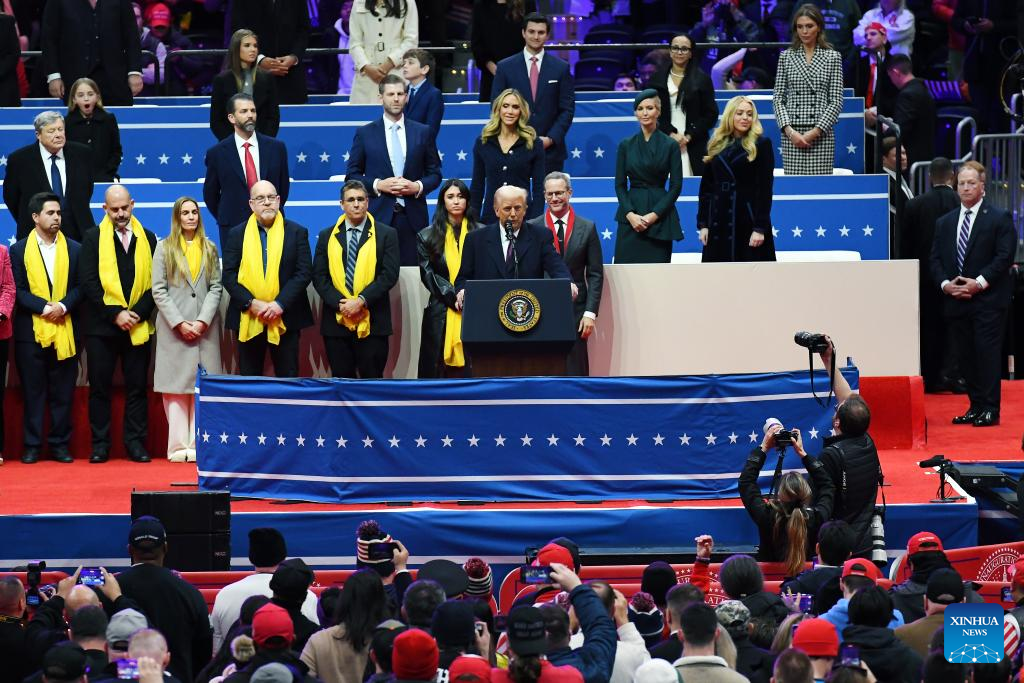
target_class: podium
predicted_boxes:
[462,279,576,377]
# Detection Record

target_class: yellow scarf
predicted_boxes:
[443,220,468,367]
[237,212,286,344]
[24,231,76,360]
[181,236,202,282]
[327,213,377,338]
[99,215,154,346]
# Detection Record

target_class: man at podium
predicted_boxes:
[454,185,573,311]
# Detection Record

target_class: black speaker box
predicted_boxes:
[130,491,231,571]
[164,532,231,571]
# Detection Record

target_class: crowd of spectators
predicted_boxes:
[3,516,1024,683]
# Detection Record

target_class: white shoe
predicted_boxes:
[185,449,197,463]
[168,451,187,463]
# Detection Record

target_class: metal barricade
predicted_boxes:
[972,133,1024,259]
[909,117,976,196]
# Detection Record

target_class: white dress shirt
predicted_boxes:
[373,115,423,196]
[234,132,261,181]
[39,143,66,195]
[499,225,521,259]
[34,231,67,314]
[523,47,545,76]
[941,198,988,291]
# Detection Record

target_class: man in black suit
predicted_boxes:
[901,158,962,394]
[526,172,604,376]
[231,0,311,104]
[222,180,313,378]
[0,11,20,107]
[203,93,291,248]
[491,13,575,173]
[885,55,935,168]
[4,111,95,243]
[41,0,143,106]
[454,185,573,308]
[930,161,1017,427]
[312,180,400,379]
[79,185,158,463]
[9,192,82,464]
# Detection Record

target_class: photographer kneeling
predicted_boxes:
[739,425,835,578]
[814,338,884,562]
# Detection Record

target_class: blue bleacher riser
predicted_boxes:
[0,99,866,182]
[0,174,890,260]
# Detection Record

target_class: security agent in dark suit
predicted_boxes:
[929,161,1017,427]
[79,185,158,463]
[901,158,962,394]
[41,0,143,106]
[231,0,311,104]
[345,74,442,268]
[526,172,603,376]
[9,192,82,464]
[454,185,574,310]
[203,93,291,248]
[884,55,935,167]
[222,180,314,378]
[490,13,575,173]
[313,180,400,379]
[3,111,95,243]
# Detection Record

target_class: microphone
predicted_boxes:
[504,220,514,241]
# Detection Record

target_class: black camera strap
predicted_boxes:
[808,345,836,408]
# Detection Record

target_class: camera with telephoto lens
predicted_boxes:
[794,332,831,353]
[25,561,46,607]
[774,429,795,445]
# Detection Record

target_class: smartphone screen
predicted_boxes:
[839,644,860,668]
[493,614,507,632]
[116,658,139,680]
[80,567,105,587]
[1002,586,1013,602]
[367,542,395,561]
[520,565,552,584]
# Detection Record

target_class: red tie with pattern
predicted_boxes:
[529,57,539,100]
[243,142,258,190]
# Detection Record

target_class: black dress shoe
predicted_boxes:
[952,409,980,425]
[949,378,969,394]
[21,448,40,464]
[89,452,109,464]
[973,411,1000,427]
[51,448,73,464]
[128,448,151,463]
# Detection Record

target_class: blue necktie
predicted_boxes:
[956,209,972,274]
[345,227,359,291]
[390,123,406,207]
[50,154,64,203]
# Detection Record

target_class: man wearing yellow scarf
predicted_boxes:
[79,185,158,464]
[312,180,399,378]
[222,180,313,377]
[10,192,83,464]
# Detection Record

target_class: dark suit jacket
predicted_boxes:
[40,0,142,106]
[901,184,958,263]
[454,222,571,291]
[345,117,442,230]
[847,49,897,116]
[404,80,444,142]
[9,235,83,343]
[929,200,1016,314]
[4,141,95,243]
[203,133,290,232]
[526,212,603,321]
[231,0,311,103]
[221,217,314,333]
[0,13,20,107]
[491,51,575,166]
[209,70,281,141]
[892,78,935,165]
[78,224,158,337]
[65,107,122,182]
[648,64,718,175]
[312,220,400,337]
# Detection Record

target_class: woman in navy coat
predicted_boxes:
[470,88,545,224]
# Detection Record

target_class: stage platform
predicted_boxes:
[1,382,1021,580]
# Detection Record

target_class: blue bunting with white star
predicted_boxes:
[196,367,857,503]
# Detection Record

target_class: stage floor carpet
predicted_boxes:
[1,382,1021,570]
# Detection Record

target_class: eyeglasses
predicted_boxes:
[251,194,279,204]
[544,190,568,198]
[670,45,692,53]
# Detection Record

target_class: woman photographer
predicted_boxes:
[739,424,835,578]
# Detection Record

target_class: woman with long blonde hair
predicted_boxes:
[470,88,545,224]
[696,95,777,262]
[151,197,224,461]
[738,425,835,578]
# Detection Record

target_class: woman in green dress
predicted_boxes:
[613,89,684,264]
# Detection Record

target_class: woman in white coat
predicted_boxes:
[348,0,419,103]
[151,197,223,462]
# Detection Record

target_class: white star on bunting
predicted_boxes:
[316,436,325,447]
[441,435,453,447]
[239,433,248,444]
[0,155,6,166]
[601,229,612,240]
[706,433,717,446]
[653,434,665,445]
[594,147,604,158]
[728,433,738,444]
[220,432,229,443]
[792,226,803,237]
[863,224,874,236]
[258,433,267,445]
[467,435,479,447]
[181,153,192,164]
[320,152,330,162]
[202,431,210,442]
[388,435,400,448]
[296,152,307,163]
[438,151,445,160]
[6,236,13,246]
[296,435,306,446]
[415,435,427,447]
[521,434,533,446]
[571,147,582,159]
[158,154,169,165]
[547,434,559,446]
[336,435,348,448]
[277,434,286,445]
[574,434,586,446]
[749,431,758,443]
[771,227,779,238]
[847,143,857,154]
[343,151,350,161]
[626,434,638,445]
[363,435,374,448]
[679,434,691,446]
[839,225,850,237]
[494,434,506,446]
[816,226,826,237]
[136,154,146,164]
[456,150,467,161]
[808,427,819,439]
[600,434,612,446]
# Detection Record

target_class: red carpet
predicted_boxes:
[1,381,1021,515]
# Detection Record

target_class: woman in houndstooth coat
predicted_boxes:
[772,4,844,175]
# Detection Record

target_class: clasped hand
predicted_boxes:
[380,177,419,197]
[115,309,141,331]
[250,299,283,322]
[944,276,980,300]
[340,297,367,319]
[626,211,658,232]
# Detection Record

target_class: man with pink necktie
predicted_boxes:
[491,12,575,173]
